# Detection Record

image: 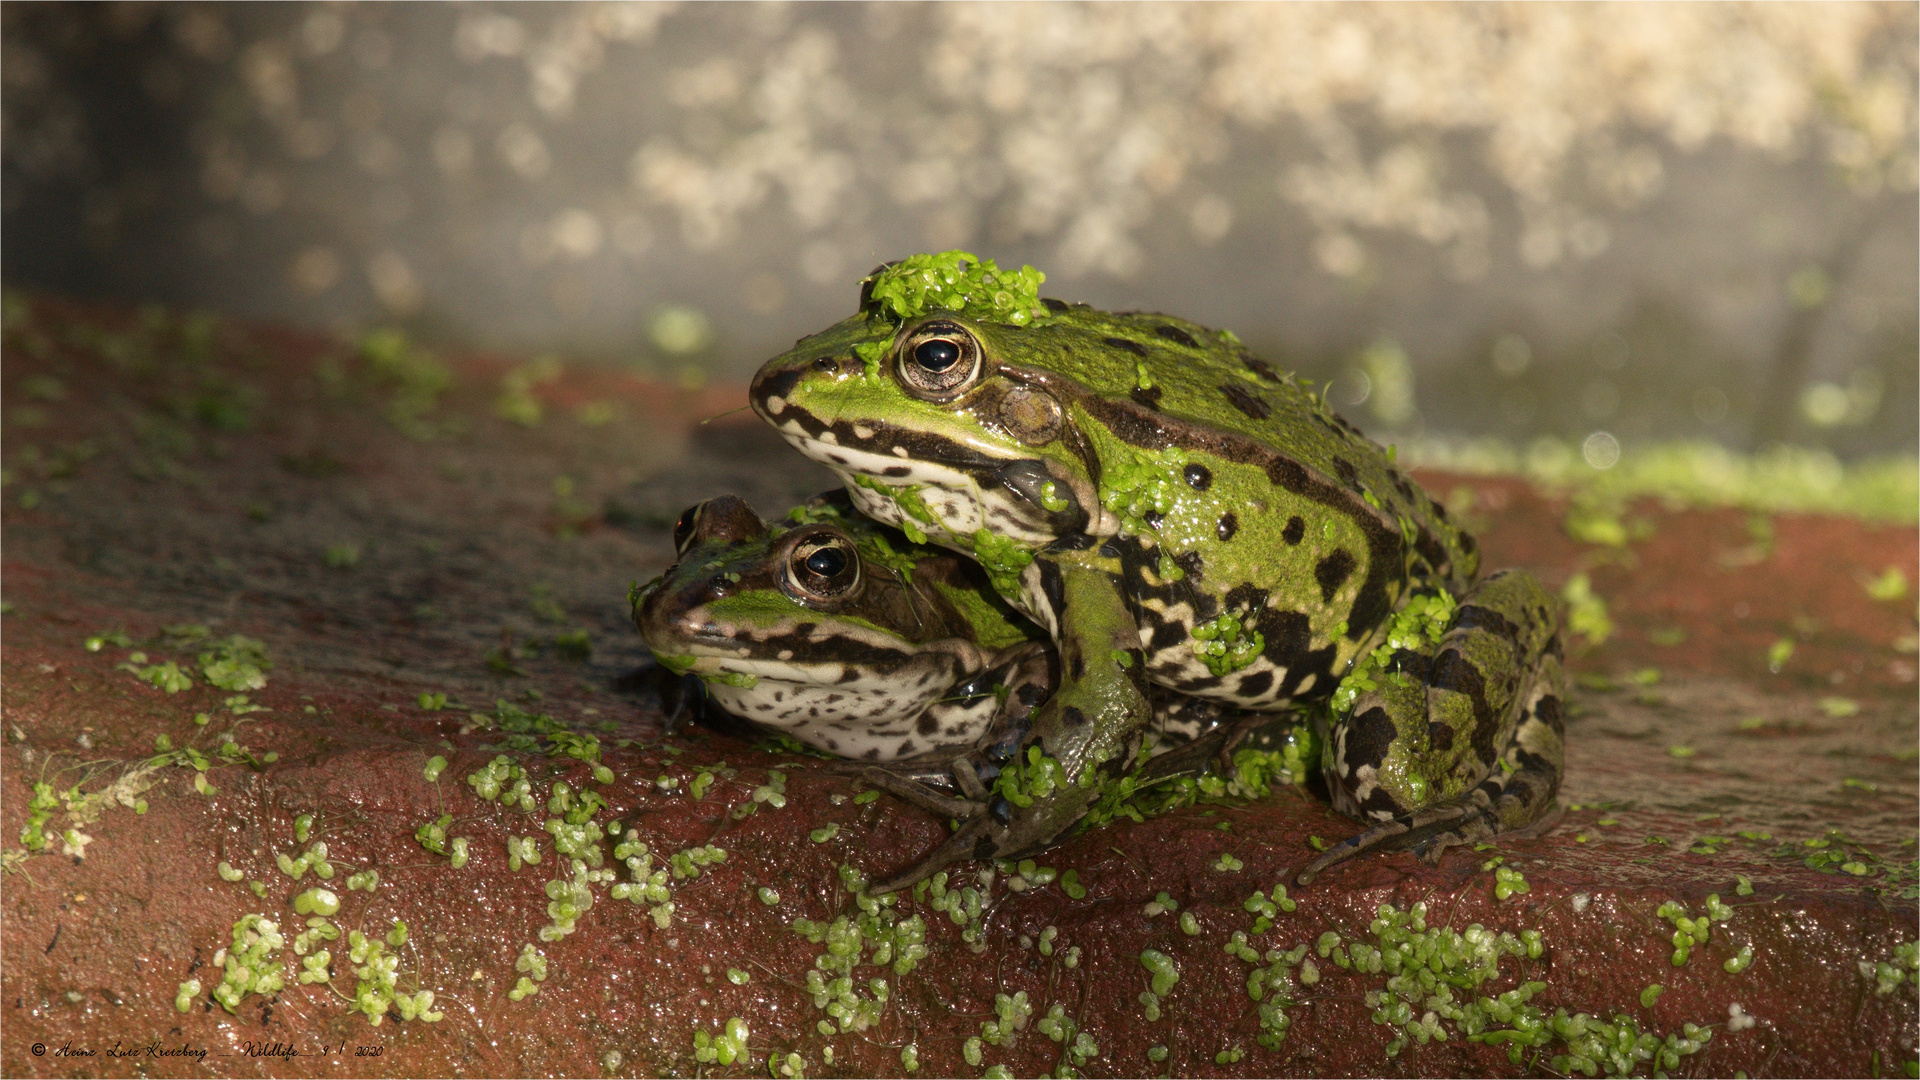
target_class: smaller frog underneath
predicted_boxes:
[633,491,1049,765]
[749,250,1567,886]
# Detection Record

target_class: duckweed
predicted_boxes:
[1060,868,1087,899]
[542,859,606,940]
[209,914,286,1013]
[899,1042,919,1072]
[345,922,441,1025]
[174,978,200,1012]
[727,967,750,985]
[692,1017,749,1066]
[1494,865,1530,900]
[423,755,448,782]
[1865,941,1918,995]
[979,989,1032,1046]
[793,866,928,1033]
[293,888,340,917]
[1332,591,1459,713]
[293,813,313,842]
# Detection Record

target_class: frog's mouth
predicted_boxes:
[678,642,988,734]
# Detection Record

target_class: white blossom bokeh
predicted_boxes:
[3,2,1914,451]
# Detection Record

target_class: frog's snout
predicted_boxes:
[749,359,808,420]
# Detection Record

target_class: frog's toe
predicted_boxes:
[855,767,985,822]
[870,814,1000,894]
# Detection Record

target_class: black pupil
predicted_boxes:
[804,546,848,577]
[915,339,961,372]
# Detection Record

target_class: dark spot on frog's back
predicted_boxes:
[916,711,940,735]
[1281,515,1305,545]
[1534,694,1564,733]
[1154,324,1199,348]
[1235,670,1273,698]
[1238,353,1283,383]
[1183,463,1212,491]
[1043,298,1070,313]
[1265,456,1307,491]
[1344,706,1396,769]
[1130,384,1163,410]
[1061,705,1089,727]
[1453,603,1520,643]
[1314,549,1356,603]
[1332,457,1360,490]
[1216,512,1238,542]
[1427,721,1455,752]
[1103,336,1149,357]
[1220,384,1272,419]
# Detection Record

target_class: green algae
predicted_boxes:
[863,251,1048,327]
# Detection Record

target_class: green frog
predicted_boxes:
[632,491,1284,813]
[632,491,1049,765]
[748,251,1566,888]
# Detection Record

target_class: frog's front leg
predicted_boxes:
[1298,569,1566,885]
[870,549,1151,892]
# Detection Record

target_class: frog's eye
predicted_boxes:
[896,320,984,398]
[672,506,700,556]
[782,531,861,603]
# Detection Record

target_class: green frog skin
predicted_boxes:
[747,251,1566,887]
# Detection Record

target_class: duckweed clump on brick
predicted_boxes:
[793,865,928,1035]
[609,832,674,926]
[692,1017,749,1066]
[346,921,442,1025]
[1863,941,1918,995]
[1138,948,1180,1020]
[510,943,548,1000]
[506,835,542,871]
[1656,895,1731,966]
[917,869,989,951]
[291,916,339,956]
[1036,1003,1100,1073]
[979,990,1032,1046]
[209,914,286,1013]
[467,755,536,811]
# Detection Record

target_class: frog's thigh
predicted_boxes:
[1330,569,1561,821]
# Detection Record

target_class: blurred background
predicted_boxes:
[3,1,1915,459]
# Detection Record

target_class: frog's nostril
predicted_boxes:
[813,355,838,372]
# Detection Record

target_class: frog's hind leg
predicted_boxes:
[1299,646,1564,885]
